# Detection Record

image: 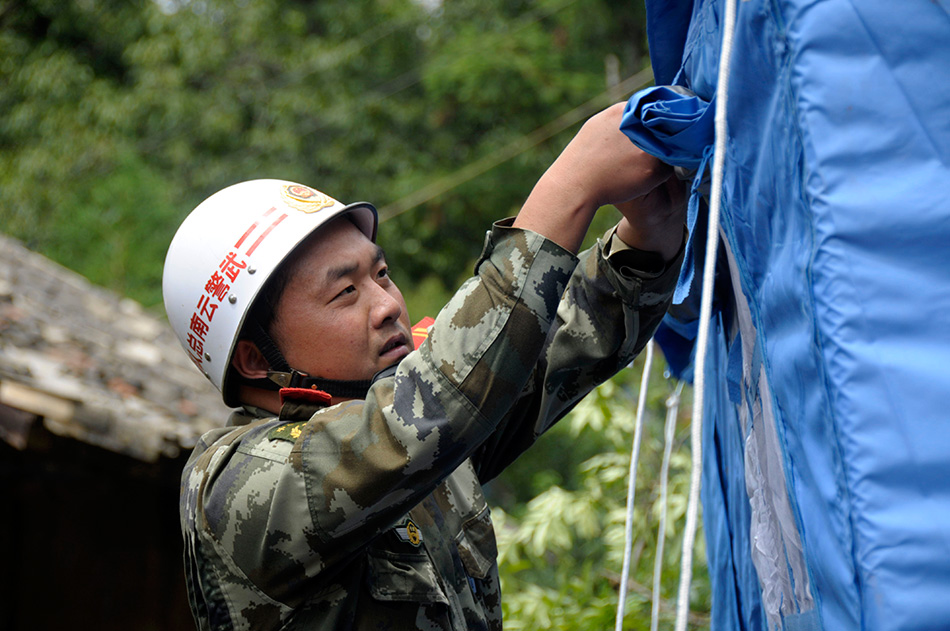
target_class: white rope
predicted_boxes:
[651,380,685,631]
[615,339,655,631]
[674,0,738,627]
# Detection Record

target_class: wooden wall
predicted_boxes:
[0,419,195,631]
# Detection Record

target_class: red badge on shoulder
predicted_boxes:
[411,317,435,350]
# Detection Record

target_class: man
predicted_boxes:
[163,103,685,630]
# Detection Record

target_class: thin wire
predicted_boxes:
[293,0,583,137]
[674,0,738,627]
[378,67,654,222]
[366,0,582,104]
[615,339,655,631]
[651,380,685,631]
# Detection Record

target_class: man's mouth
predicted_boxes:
[380,334,410,359]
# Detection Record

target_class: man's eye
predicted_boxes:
[377,267,390,279]
[335,285,356,299]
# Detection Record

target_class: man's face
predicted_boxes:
[270,217,412,383]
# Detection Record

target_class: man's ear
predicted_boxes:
[232,339,271,379]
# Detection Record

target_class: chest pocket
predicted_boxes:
[365,547,449,605]
[456,505,497,580]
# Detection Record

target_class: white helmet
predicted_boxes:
[163,179,377,404]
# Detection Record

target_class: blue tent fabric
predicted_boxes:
[626,1,950,629]
[642,0,693,85]
[620,87,714,170]
[620,86,716,305]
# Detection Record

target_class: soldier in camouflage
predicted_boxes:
[164,104,686,630]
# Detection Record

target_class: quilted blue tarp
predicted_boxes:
[623,1,950,629]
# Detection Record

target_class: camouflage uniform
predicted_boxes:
[180,220,682,630]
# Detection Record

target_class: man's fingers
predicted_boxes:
[614,174,687,226]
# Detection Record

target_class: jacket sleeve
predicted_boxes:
[183,220,680,608]
[189,224,578,581]
[470,220,685,481]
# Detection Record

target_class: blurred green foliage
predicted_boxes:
[489,353,709,630]
[0,0,649,309]
[0,1,709,627]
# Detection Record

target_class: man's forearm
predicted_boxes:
[513,103,673,254]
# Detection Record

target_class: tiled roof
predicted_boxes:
[0,234,227,461]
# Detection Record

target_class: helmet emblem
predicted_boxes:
[281,184,336,213]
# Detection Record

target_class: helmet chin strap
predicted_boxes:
[246,320,376,400]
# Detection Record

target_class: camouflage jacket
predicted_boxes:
[180,221,682,630]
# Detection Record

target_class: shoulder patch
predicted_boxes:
[267,421,307,443]
[394,519,423,547]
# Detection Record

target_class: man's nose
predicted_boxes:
[369,282,403,327]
